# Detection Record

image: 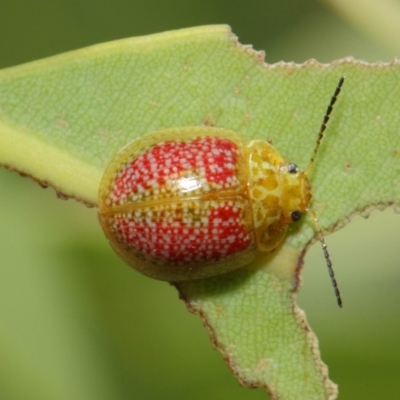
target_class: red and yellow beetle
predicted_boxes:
[98,78,344,307]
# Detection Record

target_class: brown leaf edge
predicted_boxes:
[0,163,95,207]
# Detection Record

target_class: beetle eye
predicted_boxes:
[291,210,302,222]
[288,163,299,174]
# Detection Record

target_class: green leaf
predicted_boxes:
[178,247,338,399]
[0,25,399,400]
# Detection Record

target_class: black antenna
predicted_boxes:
[306,77,345,308]
[305,77,344,175]
[307,209,343,307]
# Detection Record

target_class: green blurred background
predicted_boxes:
[0,0,399,399]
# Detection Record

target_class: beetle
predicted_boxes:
[98,78,344,307]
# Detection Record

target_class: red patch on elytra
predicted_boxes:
[114,201,251,264]
[111,137,240,200]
